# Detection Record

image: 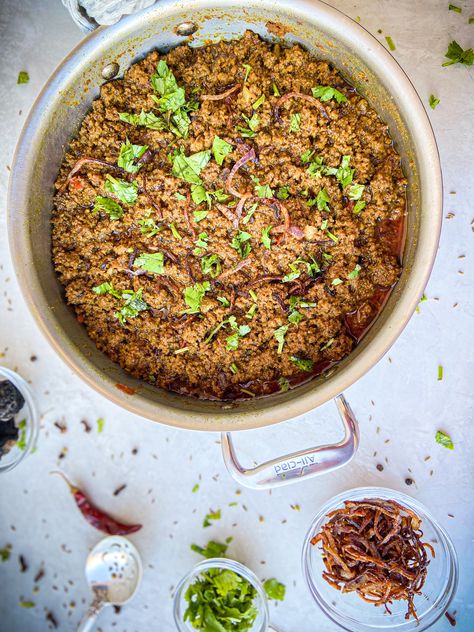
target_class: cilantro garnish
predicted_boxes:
[289,112,301,132]
[301,149,315,164]
[353,200,366,214]
[138,215,161,236]
[230,362,239,374]
[242,63,252,82]
[316,188,330,211]
[289,296,317,309]
[283,257,320,283]
[0,546,11,562]
[92,196,123,220]
[348,183,365,200]
[236,113,260,138]
[274,325,289,354]
[172,148,211,185]
[320,338,334,351]
[217,296,230,308]
[169,222,182,240]
[278,377,290,392]
[255,182,273,198]
[201,254,221,278]
[150,60,197,138]
[16,419,27,450]
[385,36,396,51]
[438,365,444,381]
[347,263,362,279]
[312,85,348,104]
[193,209,209,222]
[276,186,290,200]
[231,231,252,259]
[104,175,138,204]
[117,139,148,174]
[193,232,209,255]
[183,568,258,631]
[435,430,454,450]
[191,540,229,559]
[332,278,343,286]
[263,578,286,601]
[17,71,29,84]
[307,155,337,178]
[252,94,265,109]
[261,226,272,249]
[116,289,148,324]
[212,135,233,166]
[92,282,121,298]
[183,281,211,314]
[290,356,314,372]
[226,316,251,350]
[443,40,474,66]
[272,82,281,96]
[429,94,440,109]
[191,184,229,208]
[449,4,462,13]
[134,252,165,274]
[119,110,166,130]
[242,201,258,224]
[192,484,199,493]
[97,417,104,433]
[288,309,303,325]
[336,155,355,187]
[203,509,221,528]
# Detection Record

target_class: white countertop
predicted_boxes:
[0,0,473,630]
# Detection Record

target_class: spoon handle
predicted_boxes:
[77,600,104,632]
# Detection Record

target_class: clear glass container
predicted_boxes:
[302,487,458,631]
[173,558,270,632]
[0,367,39,473]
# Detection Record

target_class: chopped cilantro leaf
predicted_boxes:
[435,430,454,450]
[449,4,462,12]
[217,296,230,308]
[353,200,366,214]
[92,282,121,299]
[385,36,396,51]
[17,71,29,84]
[242,201,259,224]
[191,540,228,558]
[289,112,301,132]
[169,222,182,240]
[183,281,210,314]
[119,110,165,130]
[193,209,208,222]
[97,417,104,433]
[192,484,199,493]
[92,196,123,220]
[301,149,315,164]
[236,113,260,138]
[172,148,211,185]
[312,85,348,103]
[320,338,334,351]
[242,63,252,82]
[212,135,233,166]
[138,216,161,236]
[193,231,209,255]
[288,309,303,324]
[272,82,281,96]
[316,188,330,211]
[274,325,289,354]
[429,94,440,109]
[150,60,194,138]
[104,175,138,204]
[203,508,221,528]
[263,578,286,601]
[276,186,290,200]
[261,225,272,249]
[252,94,265,109]
[0,546,11,562]
[255,182,274,198]
[226,316,251,350]
[443,40,474,66]
[348,183,365,200]
[116,288,148,324]
[117,139,148,174]
[332,278,343,286]
[231,231,252,259]
[201,254,221,278]
[290,356,314,372]
[134,252,165,274]
[347,264,362,279]
[438,364,444,381]
[336,155,355,187]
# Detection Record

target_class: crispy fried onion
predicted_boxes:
[225,148,256,198]
[60,157,124,192]
[274,92,329,123]
[311,498,434,620]
[200,83,242,101]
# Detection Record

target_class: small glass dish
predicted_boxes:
[0,367,39,473]
[173,558,270,632]
[302,487,458,631]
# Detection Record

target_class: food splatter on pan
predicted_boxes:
[52,31,406,400]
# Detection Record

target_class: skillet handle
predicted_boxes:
[220,394,359,490]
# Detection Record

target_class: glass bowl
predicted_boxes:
[302,487,458,631]
[0,367,39,473]
[173,558,270,632]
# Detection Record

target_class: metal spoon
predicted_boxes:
[77,535,143,632]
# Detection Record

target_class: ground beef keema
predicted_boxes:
[52,31,406,401]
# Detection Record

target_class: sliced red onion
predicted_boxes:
[234,193,252,228]
[218,257,252,280]
[60,157,124,192]
[201,83,241,101]
[226,148,256,198]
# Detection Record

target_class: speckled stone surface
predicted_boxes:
[0,1,473,630]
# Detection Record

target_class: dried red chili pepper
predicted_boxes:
[115,383,136,395]
[52,471,142,536]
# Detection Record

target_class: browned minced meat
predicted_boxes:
[52,31,406,400]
